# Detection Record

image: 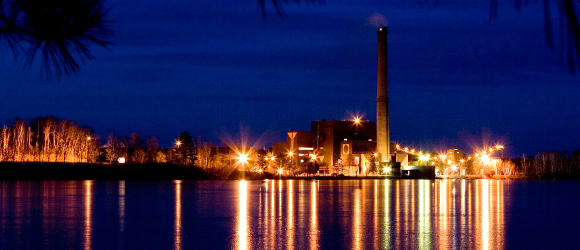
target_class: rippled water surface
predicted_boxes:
[1,179,579,249]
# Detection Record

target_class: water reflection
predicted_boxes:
[0,179,512,249]
[118,181,125,250]
[236,180,250,250]
[309,181,319,250]
[174,180,182,250]
[286,179,294,250]
[119,181,125,233]
[418,180,431,249]
[352,187,362,250]
[84,180,92,250]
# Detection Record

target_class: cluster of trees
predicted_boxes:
[0,117,99,162]
[0,116,201,165]
[518,150,580,177]
[446,149,580,178]
[102,131,197,165]
[103,132,161,164]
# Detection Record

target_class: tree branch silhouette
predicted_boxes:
[258,0,325,20]
[0,0,113,80]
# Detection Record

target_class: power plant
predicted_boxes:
[269,26,437,178]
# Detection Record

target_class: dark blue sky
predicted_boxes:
[1,0,579,157]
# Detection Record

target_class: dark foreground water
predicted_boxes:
[1,179,579,249]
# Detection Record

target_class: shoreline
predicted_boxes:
[1,162,579,181]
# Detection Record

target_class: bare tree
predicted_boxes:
[145,136,159,163]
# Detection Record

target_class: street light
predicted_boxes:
[175,140,183,164]
[236,151,249,179]
[267,156,276,172]
[85,136,91,163]
[288,151,294,176]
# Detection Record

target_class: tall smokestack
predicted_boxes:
[376,27,389,163]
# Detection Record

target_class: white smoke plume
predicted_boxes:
[367,13,388,28]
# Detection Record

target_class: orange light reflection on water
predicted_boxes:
[174,180,182,250]
[352,187,362,250]
[226,179,506,249]
[286,180,294,250]
[236,180,250,250]
[84,180,92,250]
[383,179,391,249]
[309,181,319,250]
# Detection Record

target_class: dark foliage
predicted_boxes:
[176,131,196,165]
[425,0,580,74]
[0,0,113,79]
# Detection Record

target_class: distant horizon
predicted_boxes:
[1,115,578,159]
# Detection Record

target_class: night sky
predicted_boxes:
[1,0,579,157]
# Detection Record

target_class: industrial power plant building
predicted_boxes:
[272,119,398,175]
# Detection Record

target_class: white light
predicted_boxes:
[118,157,126,164]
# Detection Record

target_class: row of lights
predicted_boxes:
[395,144,504,165]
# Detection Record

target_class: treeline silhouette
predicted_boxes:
[516,150,580,178]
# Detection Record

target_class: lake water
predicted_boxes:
[1,179,579,249]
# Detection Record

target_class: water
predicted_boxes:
[1,179,579,249]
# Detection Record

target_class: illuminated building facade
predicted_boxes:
[313,119,376,168]
[272,131,314,169]
[446,149,463,163]
[273,119,378,170]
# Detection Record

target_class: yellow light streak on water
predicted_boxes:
[395,181,401,248]
[236,180,249,250]
[373,180,379,249]
[174,180,182,250]
[481,179,490,250]
[352,187,362,250]
[84,180,92,250]
[437,180,449,249]
[298,181,305,247]
[418,180,431,249]
[461,180,466,244]
[269,180,276,248]
[309,181,319,250]
[383,179,391,249]
[287,180,294,250]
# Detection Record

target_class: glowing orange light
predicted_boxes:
[236,152,249,165]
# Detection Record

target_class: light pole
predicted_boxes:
[288,151,293,176]
[268,156,275,173]
[310,153,317,176]
[236,151,249,180]
[85,136,91,163]
[176,141,182,164]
